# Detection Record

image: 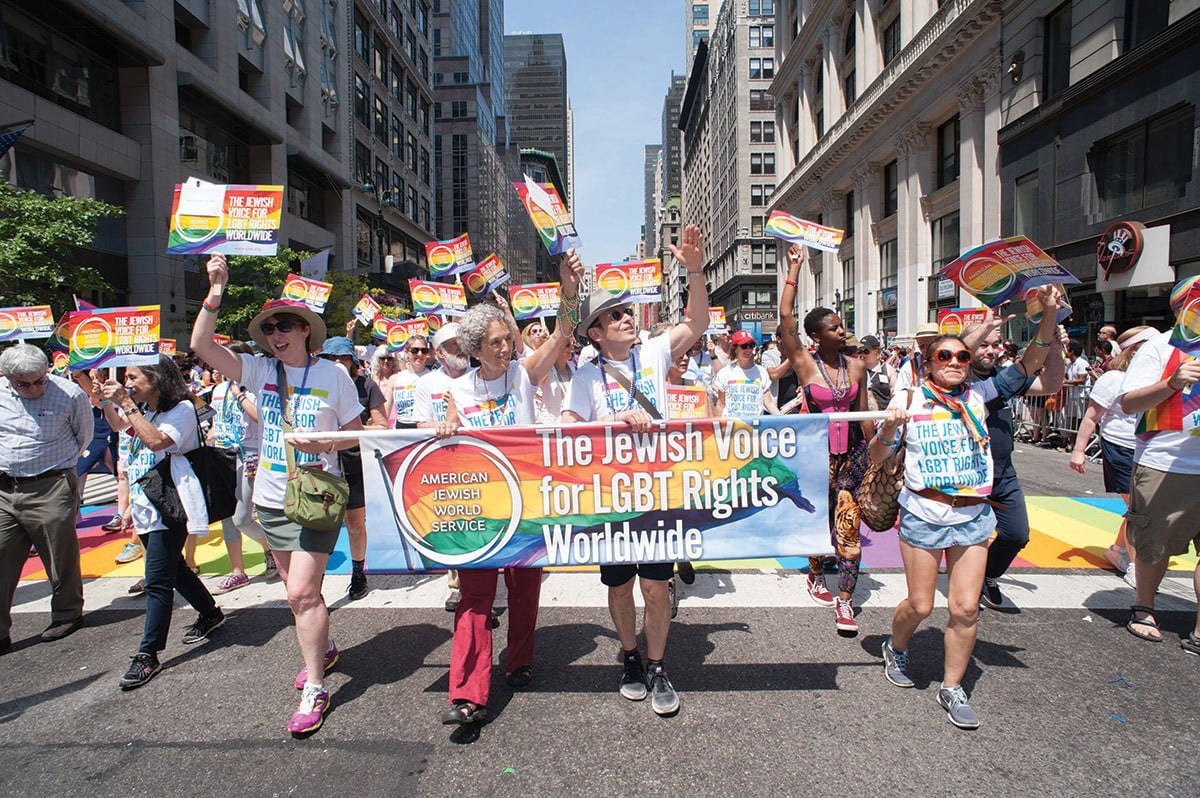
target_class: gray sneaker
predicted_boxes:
[937,683,980,729]
[882,638,914,688]
[647,662,680,716]
[619,653,647,701]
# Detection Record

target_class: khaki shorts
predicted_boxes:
[1125,464,1200,564]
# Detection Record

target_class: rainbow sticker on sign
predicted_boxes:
[424,233,475,278]
[408,280,468,317]
[594,259,663,305]
[464,254,510,296]
[939,236,1080,308]
[507,283,561,321]
[764,210,844,253]
[68,306,161,370]
[513,175,581,256]
[167,180,283,256]
[0,305,56,342]
[281,274,333,314]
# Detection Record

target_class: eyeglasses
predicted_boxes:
[735,342,756,350]
[605,307,635,323]
[933,349,973,364]
[260,320,297,335]
[10,376,47,390]
[408,347,430,355]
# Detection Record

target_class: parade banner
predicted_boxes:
[386,318,430,353]
[594,259,662,305]
[158,339,177,356]
[939,236,1079,308]
[937,308,988,336]
[68,306,161,370]
[464,254,510,296]
[281,273,333,314]
[764,210,844,253]
[507,282,561,320]
[667,384,712,420]
[706,307,728,336]
[513,175,581,256]
[167,179,284,256]
[424,234,475,278]
[352,293,382,326]
[358,416,832,571]
[409,279,468,317]
[0,305,55,342]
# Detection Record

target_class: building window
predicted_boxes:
[391,115,404,158]
[391,59,403,101]
[407,132,418,172]
[373,36,387,83]
[392,173,405,212]
[751,185,765,207]
[881,17,900,65]
[406,80,418,119]
[883,160,898,217]
[931,211,961,313]
[422,197,431,230]
[1091,105,1195,217]
[693,30,709,50]
[749,0,774,15]
[353,10,370,61]
[375,157,388,198]
[354,74,370,125]
[1125,0,1169,50]
[750,120,775,143]
[692,4,709,23]
[844,190,855,238]
[814,67,824,138]
[749,24,774,48]
[354,141,371,185]
[374,97,387,140]
[937,115,960,188]
[1014,171,1039,239]
[750,152,776,175]
[750,89,773,111]
[843,70,856,106]
[408,185,419,222]
[879,239,898,333]
[841,257,855,330]
[1044,2,1072,100]
[844,20,855,56]
[749,58,774,79]
[450,100,467,118]
[420,147,430,185]
[751,215,764,236]
[420,98,431,134]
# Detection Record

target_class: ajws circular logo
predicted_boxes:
[465,270,488,295]
[510,288,540,317]
[411,284,442,309]
[597,267,629,297]
[1179,298,1200,345]
[70,316,113,361]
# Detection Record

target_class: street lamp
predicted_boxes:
[360,181,399,275]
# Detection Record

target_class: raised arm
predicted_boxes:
[778,244,816,381]
[190,253,243,382]
[667,225,710,359]
[521,249,582,385]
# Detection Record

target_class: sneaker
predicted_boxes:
[263,552,280,583]
[444,589,461,613]
[181,610,225,644]
[807,572,834,606]
[1123,562,1137,590]
[647,662,680,716]
[213,573,250,594]
[1105,545,1131,573]
[834,597,858,634]
[677,561,696,585]
[115,541,143,564]
[101,515,125,533]
[288,683,331,735]
[669,579,679,620]
[937,683,980,729]
[294,642,340,690]
[119,652,161,690]
[882,638,914,688]
[348,571,368,601]
[980,577,1003,609]
[619,652,648,701]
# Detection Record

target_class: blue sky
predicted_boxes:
[505,0,686,266]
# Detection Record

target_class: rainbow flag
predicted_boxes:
[1136,347,1200,439]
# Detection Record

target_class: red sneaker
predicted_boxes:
[834,597,859,634]
[807,573,834,606]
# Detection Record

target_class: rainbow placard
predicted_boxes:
[372,316,396,342]
[667,384,712,420]
[594,259,662,305]
[352,293,382,326]
[424,234,475,278]
[0,305,55,342]
[213,334,233,347]
[167,180,284,256]
[68,306,161,370]
[281,274,333,314]
[507,283,561,321]
[1022,286,1074,325]
[1169,283,1200,357]
[51,350,69,376]
[939,236,1080,308]
[158,339,177,356]
[409,280,468,317]
[937,308,988,336]
[464,254,510,296]
[385,318,430,353]
[764,210,844,253]
[47,313,72,355]
[358,416,830,571]
[513,175,581,256]
[706,307,728,335]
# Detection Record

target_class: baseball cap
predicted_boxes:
[730,330,756,347]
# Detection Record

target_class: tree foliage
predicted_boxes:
[0,180,124,313]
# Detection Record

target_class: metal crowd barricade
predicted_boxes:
[1014,384,1099,460]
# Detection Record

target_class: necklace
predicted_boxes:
[474,364,511,416]
[815,351,849,404]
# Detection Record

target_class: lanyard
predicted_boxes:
[597,348,639,416]
[279,357,314,427]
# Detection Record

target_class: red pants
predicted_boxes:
[448,567,542,707]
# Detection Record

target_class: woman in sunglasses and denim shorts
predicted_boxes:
[871,334,998,730]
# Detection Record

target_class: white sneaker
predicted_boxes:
[1105,545,1130,573]
[1123,562,1137,589]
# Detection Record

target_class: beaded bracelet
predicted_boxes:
[785,279,798,288]
[1030,337,1051,348]
[202,300,220,314]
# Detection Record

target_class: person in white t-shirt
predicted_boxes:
[1118,276,1200,653]
[1069,326,1158,589]
[386,335,431,427]
[562,224,710,718]
[712,330,778,417]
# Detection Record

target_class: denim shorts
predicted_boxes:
[899,506,995,550]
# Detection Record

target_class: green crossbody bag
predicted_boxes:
[277,360,350,533]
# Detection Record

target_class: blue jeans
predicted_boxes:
[984,464,1030,580]
[138,523,218,655]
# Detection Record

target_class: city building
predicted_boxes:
[504,32,570,208]
[680,0,781,340]
[657,74,688,323]
[643,144,662,257]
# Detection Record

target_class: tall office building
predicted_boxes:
[685,0,718,61]
[658,73,688,322]
[504,33,570,208]
[643,145,662,257]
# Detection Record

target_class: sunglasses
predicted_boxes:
[605,307,635,323]
[933,349,972,364]
[735,342,756,349]
[407,347,430,355]
[260,320,298,335]
[10,376,47,390]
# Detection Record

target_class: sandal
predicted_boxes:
[1126,605,1162,642]
[1181,633,1200,656]
[441,701,486,725]
[505,665,533,689]
[128,578,146,595]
